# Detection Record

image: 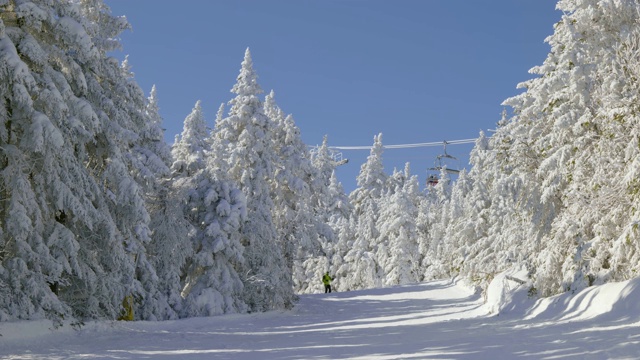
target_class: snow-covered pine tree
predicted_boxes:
[90,47,164,322]
[136,86,191,320]
[0,0,162,321]
[264,91,333,294]
[537,0,640,294]
[302,136,353,293]
[435,169,473,279]
[443,132,493,284]
[325,171,354,291]
[170,101,247,317]
[144,179,191,320]
[178,172,247,317]
[209,49,294,311]
[324,154,353,232]
[420,166,454,280]
[339,133,387,290]
[112,64,186,322]
[171,101,208,176]
[377,164,422,286]
[463,0,640,296]
[141,86,173,168]
[310,137,353,228]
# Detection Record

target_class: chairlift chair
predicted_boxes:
[426,141,461,186]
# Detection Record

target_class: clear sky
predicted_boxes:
[105,0,561,192]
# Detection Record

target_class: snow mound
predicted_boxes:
[525,277,640,323]
[483,266,533,315]
[485,269,640,323]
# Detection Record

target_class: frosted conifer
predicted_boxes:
[210,49,294,311]
[0,0,163,321]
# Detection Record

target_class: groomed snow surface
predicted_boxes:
[3,271,640,359]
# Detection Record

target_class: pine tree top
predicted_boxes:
[231,48,262,97]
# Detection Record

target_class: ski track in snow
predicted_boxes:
[2,278,640,359]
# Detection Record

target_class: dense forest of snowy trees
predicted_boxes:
[1,0,640,323]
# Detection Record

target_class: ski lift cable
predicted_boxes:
[328,138,477,151]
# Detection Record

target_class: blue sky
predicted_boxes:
[105,1,561,192]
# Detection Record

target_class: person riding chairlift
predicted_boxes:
[427,175,439,186]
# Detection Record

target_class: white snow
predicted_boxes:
[3,274,640,359]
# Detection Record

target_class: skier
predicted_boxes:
[322,272,333,293]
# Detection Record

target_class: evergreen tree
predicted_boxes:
[210,49,294,311]
[306,137,352,292]
[142,86,173,166]
[144,180,191,320]
[177,173,247,316]
[377,164,422,285]
[340,133,387,290]
[265,91,322,293]
[171,101,208,176]
[0,0,161,321]
[446,132,493,284]
[454,0,640,296]
[171,101,247,317]
[131,86,189,320]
